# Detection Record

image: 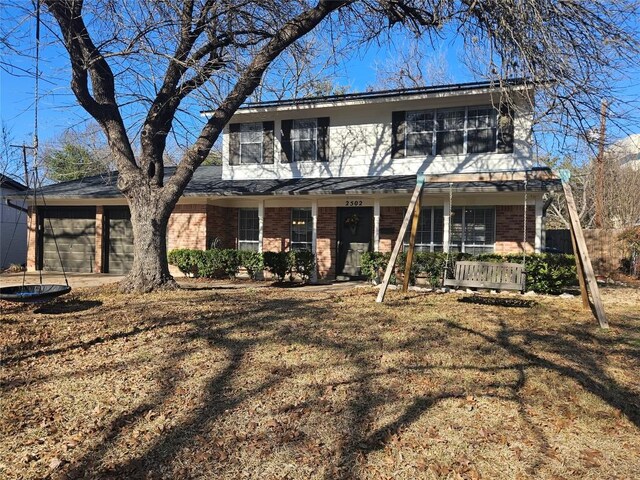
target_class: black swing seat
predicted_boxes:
[443,261,526,292]
[0,284,71,304]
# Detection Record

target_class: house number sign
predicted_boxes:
[344,199,368,207]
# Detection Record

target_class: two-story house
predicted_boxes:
[17,80,559,279]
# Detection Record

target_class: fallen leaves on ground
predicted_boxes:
[1,283,639,479]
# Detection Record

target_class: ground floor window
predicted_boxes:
[238,208,259,251]
[291,208,313,251]
[404,207,445,252]
[450,207,495,254]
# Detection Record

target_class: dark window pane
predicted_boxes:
[241,143,262,164]
[291,208,313,251]
[406,132,433,156]
[436,130,464,155]
[293,140,317,162]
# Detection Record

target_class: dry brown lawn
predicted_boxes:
[1,283,639,480]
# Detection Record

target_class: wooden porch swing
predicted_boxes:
[375,170,609,329]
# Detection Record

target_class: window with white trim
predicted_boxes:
[436,109,465,155]
[291,208,313,251]
[404,107,500,156]
[238,208,260,251]
[239,122,263,164]
[291,118,317,162]
[450,207,495,254]
[467,108,497,153]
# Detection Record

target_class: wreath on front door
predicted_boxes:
[344,213,360,234]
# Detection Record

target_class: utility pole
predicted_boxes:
[595,99,607,229]
[9,143,35,188]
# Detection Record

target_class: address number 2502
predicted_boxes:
[345,200,363,206]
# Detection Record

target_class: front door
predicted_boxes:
[337,207,373,278]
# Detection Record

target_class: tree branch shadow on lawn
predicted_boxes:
[328,314,640,479]
[59,296,334,479]
[18,292,639,479]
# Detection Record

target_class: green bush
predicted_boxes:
[238,250,264,280]
[361,250,577,293]
[216,249,241,278]
[167,249,201,277]
[507,253,577,294]
[361,252,391,282]
[168,248,241,279]
[291,249,316,283]
[263,251,289,282]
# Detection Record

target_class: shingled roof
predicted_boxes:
[10,166,559,200]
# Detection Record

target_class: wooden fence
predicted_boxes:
[547,228,630,276]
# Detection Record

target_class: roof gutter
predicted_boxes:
[5,199,28,213]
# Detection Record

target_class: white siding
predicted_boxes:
[222,91,534,180]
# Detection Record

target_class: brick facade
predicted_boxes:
[167,204,208,250]
[316,207,337,278]
[379,206,404,253]
[26,207,37,270]
[207,205,237,249]
[494,205,535,254]
[94,207,104,273]
[263,207,291,252]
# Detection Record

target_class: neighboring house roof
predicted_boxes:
[0,174,28,191]
[11,166,559,200]
[203,79,529,115]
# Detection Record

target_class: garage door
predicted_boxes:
[106,207,134,274]
[40,207,96,272]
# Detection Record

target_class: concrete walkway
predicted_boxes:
[0,272,124,288]
[0,271,370,292]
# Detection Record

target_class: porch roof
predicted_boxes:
[11,166,560,200]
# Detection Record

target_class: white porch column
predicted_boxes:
[258,200,264,253]
[443,196,451,252]
[373,199,380,252]
[311,201,318,283]
[534,196,543,253]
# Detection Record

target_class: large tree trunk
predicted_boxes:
[118,189,178,293]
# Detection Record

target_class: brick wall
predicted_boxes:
[317,207,337,278]
[95,207,104,273]
[167,204,208,250]
[494,205,535,254]
[263,207,291,252]
[379,206,405,253]
[207,205,237,249]
[26,207,37,271]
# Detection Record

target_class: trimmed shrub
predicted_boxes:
[216,249,241,278]
[167,248,201,277]
[507,253,577,294]
[238,250,264,280]
[361,252,391,282]
[168,248,241,279]
[263,251,289,282]
[361,250,577,293]
[291,249,316,283]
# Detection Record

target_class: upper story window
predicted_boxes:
[392,106,513,158]
[228,121,274,165]
[239,122,263,164]
[281,117,330,163]
[291,119,318,162]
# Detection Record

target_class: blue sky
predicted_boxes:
[1,5,639,179]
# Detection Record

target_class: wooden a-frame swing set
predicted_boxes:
[375,169,609,330]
